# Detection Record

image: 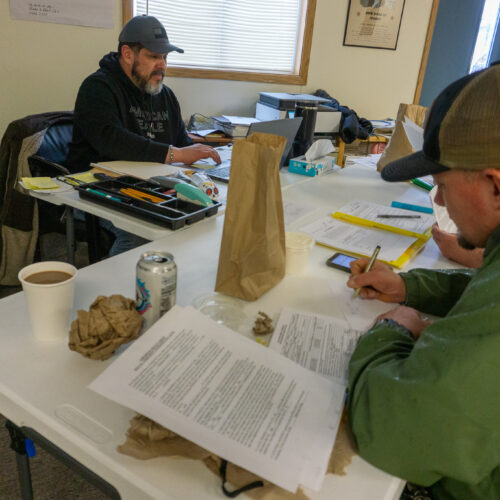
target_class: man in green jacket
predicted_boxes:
[346,63,500,499]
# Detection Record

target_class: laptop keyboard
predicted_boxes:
[209,166,231,179]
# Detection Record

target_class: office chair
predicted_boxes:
[27,119,115,264]
[0,111,113,286]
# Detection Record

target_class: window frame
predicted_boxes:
[122,0,316,84]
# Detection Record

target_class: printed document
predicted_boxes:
[9,0,113,28]
[300,216,417,262]
[270,308,363,385]
[334,200,435,235]
[90,305,345,493]
[334,286,394,331]
[282,199,319,229]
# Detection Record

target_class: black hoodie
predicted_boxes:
[67,52,192,173]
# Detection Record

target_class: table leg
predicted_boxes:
[65,206,76,266]
[84,213,103,264]
[5,421,121,499]
[5,420,34,500]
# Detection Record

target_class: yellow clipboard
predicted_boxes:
[316,236,427,269]
[332,212,432,241]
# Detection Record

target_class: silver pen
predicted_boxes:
[353,245,381,299]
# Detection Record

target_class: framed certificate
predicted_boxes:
[343,0,406,50]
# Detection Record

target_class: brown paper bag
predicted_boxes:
[215,132,287,301]
[376,103,427,172]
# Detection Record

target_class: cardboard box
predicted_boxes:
[288,155,336,177]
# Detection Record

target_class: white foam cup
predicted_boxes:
[285,232,314,275]
[18,261,77,341]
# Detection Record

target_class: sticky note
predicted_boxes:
[68,172,97,184]
[21,177,59,190]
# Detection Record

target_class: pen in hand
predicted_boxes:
[353,245,381,299]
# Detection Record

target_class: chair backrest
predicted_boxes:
[36,123,73,166]
[29,121,74,177]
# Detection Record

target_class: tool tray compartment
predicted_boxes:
[76,176,221,230]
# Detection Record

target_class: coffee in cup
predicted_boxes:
[24,270,73,285]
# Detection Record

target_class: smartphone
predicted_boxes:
[326,252,356,273]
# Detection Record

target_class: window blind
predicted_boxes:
[135,0,304,74]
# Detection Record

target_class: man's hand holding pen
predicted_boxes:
[347,258,406,303]
[347,258,432,338]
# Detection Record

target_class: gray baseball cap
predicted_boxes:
[119,15,184,55]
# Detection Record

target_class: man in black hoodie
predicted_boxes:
[67,15,220,255]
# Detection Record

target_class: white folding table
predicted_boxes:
[2,163,456,499]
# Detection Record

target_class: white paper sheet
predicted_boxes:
[403,117,424,151]
[430,186,458,233]
[91,161,181,180]
[300,216,418,262]
[90,305,345,493]
[9,0,114,28]
[222,115,260,126]
[344,154,382,169]
[270,308,363,385]
[334,286,394,331]
[335,199,435,235]
[282,199,319,229]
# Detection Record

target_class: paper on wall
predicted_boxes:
[9,0,114,28]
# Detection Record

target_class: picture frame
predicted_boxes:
[343,0,406,50]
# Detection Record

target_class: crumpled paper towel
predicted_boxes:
[69,294,142,360]
[117,409,356,500]
[304,138,335,162]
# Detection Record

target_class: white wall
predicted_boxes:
[0,0,432,138]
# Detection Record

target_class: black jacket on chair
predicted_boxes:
[0,111,73,285]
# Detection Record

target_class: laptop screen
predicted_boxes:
[246,117,303,166]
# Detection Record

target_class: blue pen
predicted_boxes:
[86,188,122,202]
[391,201,433,214]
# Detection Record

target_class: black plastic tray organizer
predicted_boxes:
[76,176,221,230]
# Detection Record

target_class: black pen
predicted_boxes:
[377,214,421,219]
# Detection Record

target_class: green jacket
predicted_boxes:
[348,226,500,499]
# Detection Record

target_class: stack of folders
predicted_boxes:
[214,115,260,137]
[300,200,435,268]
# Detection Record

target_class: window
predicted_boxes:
[469,0,500,73]
[122,0,316,84]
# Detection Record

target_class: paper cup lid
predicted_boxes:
[192,293,247,330]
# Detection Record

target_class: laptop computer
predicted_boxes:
[194,117,303,183]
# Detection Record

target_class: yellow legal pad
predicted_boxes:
[21,177,59,190]
[68,172,98,184]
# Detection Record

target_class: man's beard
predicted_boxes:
[131,62,164,95]
[457,232,476,250]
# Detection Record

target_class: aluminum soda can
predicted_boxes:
[136,251,177,331]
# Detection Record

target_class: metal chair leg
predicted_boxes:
[5,420,34,500]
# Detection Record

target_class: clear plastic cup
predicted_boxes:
[285,232,314,275]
